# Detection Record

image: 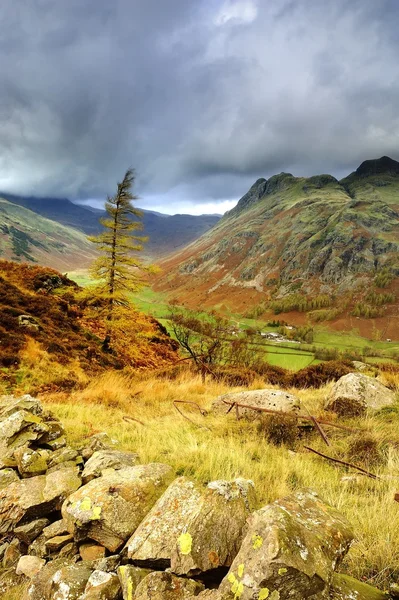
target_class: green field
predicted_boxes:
[69,274,398,371]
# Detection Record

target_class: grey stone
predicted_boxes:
[212,389,301,420]
[134,571,204,600]
[14,446,50,477]
[16,555,46,579]
[219,489,354,600]
[82,449,140,483]
[325,373,396,416]
[80,432,118,461]
[62,463,174,552]
[81,570,122,599]
[14,517,50,544]
[0,466,81,534]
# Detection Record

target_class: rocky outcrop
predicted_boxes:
[219,489,354,600]
[212,389,301,419]
[325,373,396,416]
[0,395,389,600]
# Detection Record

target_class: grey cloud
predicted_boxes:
[0,0,398,212]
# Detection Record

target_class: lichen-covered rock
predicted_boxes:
[3,537,21,567]
[42,519,69,539]
[14,446,50,477]
[62,463,173,552]
[81,570,122,599]
[16,555,46,579]
[94,555,121,573]
[117,565,152,599]
[126,477,203,567]
[22,557,78,599]
[212,389,301,420]
[0,395,43,419]
[45,533,74,552]
[330,573,388,599]
[47,562,94,599]
[325,373,396,416]
[14,518,50,544]
[79,542,106,561]
[134,571,204,600]
[80,432,118,461]
[0,467,19,489]
[172,479,256,576]
[82,449,140,483]
[0,410,48,467]
[47,446,81,470]
[219,489,354,600]
[0,466,81,534]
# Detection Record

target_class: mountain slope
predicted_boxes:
[154,157,399,337]
[1,193,221,258]
[0,198,98,271]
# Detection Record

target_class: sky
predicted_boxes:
[1,0,399,215]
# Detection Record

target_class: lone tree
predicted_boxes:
[89,168,153,350]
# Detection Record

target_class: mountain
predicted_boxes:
[154,156,399,338]
[0,198,97,271]
[0,193,221,258]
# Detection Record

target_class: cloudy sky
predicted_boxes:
[1,0,398,215]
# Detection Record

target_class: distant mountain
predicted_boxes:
[0,193,221,258]
[154,156,399,339]
[0,198,97,271]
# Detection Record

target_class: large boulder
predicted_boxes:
[134,571,204,600]
[212,389,301,420]
[117,565,152,599]
[81,569,122,599]
[0,466,81,534]
[82,449,140,483]
[62,463,173,552]
[330,573,388,599]
[219,489,354,600]
[325,373,396,416]
[126,477,256,575]
[22,557,78,600]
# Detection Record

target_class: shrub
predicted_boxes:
[211,366,258,387]
[347,435,383,467]
[257,413,299,448]
[290,361,353,388]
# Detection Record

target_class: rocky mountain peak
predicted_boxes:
[355,155,399,177]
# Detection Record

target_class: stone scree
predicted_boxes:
[0,394,391,599]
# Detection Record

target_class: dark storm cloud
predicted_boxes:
[0,0,398,212]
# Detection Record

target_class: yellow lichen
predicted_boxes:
[252,533,263,550]
[278,568,288,575]
[227,573,237,584]
[127,577,133,600]
[91,506,102,520]
[178,532,192,555]
[237,563,245,578]
[259,589,270,600]
[79,497,92,511]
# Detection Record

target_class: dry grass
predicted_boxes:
[36,370,399,590]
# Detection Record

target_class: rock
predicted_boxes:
[43,436,67,451]
[80,432,118,461]
[93,555,121,573]
[59,542,79,559]
[127,477,256,575]
[14,518,50,544]
[22,557,76,599]
[79,542,107,561]
[0,410,48,467]
[0,567,26,596]
[219,489,354,600]
[42,518,69,539]
[134,572,204,600]
[47,446,81,469]
[47,562,93,600]
[28,533,48,558]
[3,537,21,567]
[352,361,371,372]
[0,394,43,418]
[0,467,19,489]
[330,573,388,599]
[62,463,173,552]
[212,389,301,420]
[14,446,50,477]
[82,449,140,483]
[16,555,46,578]
[37,420,65,447]
[117,565,152,599]
[81,570,122,599]
[172,479,256,576]
[0,466,81,534]
[325,373,396,416]
[18,315,39,330]
[45,533,74,552]
[126,477,203,567]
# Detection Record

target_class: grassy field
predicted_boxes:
[28,369,399,592]
[68,274,398,371]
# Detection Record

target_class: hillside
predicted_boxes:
[1,193,221,258]
[0,198,98,271]
[154,156,399,339]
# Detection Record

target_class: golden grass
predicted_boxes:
[37,370,399,590]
